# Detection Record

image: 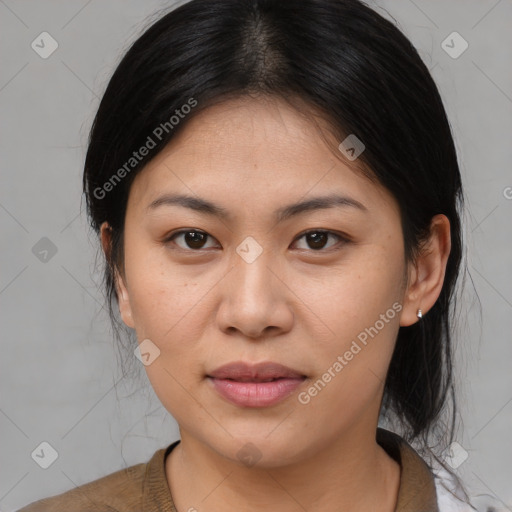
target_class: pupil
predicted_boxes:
[185,231,206,248]
[308,232,327,249]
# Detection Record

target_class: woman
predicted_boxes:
[19,0,474,510]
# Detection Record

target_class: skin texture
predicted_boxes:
[100,95,451,511]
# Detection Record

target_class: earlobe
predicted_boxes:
[399,214,451,327]
[399,263,425,327]
[114,269,135,329]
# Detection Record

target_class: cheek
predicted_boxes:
[123,244,206,339]
[126,263,213,422]
[296,244,404,396]
[297,246,404,340]
[130,284,211,364]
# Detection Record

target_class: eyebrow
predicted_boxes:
[145,193,368,222]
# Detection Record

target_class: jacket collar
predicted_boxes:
[376,428,439,511]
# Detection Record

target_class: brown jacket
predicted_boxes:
[18,428,439,511]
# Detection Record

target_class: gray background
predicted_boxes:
[1,1,511,511]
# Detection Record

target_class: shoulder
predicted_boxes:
[16,451,162,512]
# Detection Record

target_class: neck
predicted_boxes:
[166,425,400,512]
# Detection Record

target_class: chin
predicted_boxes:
[208,430,313,469]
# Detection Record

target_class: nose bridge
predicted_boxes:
[231,242,276,307]
[215,239,292,338]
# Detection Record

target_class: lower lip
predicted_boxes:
[208,377,304,407]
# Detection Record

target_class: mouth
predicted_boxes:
[220,377,292,382]
[208,361,305,380]
[207,361,307,408]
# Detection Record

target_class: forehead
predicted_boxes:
[127,96,399,219]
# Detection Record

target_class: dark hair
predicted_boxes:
[83,0,466,463]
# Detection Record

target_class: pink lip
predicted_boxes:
[207,361,306,408]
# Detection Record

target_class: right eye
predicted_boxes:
[165,229,221,251]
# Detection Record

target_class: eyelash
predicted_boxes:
[163,229,350,253]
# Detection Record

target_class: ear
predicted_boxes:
[400,214,451,327]
[100,221,135,329]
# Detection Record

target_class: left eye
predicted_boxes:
[292,230,345,251]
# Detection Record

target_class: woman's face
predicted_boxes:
[110,96,417,466]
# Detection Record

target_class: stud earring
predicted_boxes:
[417,308,423,319]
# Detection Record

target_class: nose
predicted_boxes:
[215,251,294,340]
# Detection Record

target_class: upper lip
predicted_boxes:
[208,361,305,381]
